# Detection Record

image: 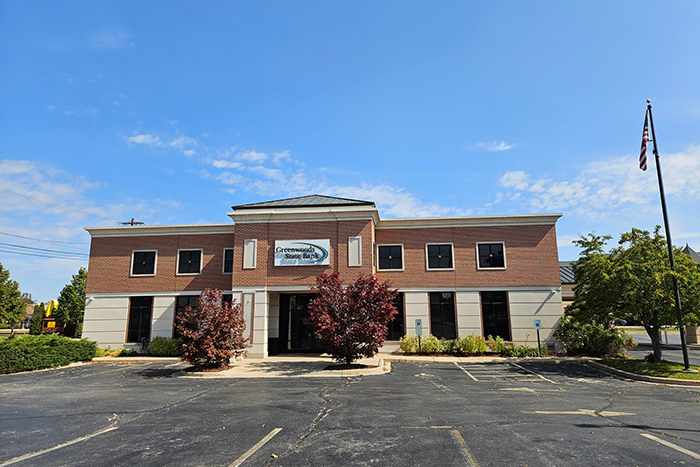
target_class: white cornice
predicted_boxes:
[229,206,380,225]
[85,224,235,238]
[375,213,562,230]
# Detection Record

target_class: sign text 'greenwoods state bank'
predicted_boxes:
[274,240,331,266]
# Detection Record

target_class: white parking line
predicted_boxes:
[453,362,478,381]
[510,362,556,384]
[229,428,283,467]
[640,433,700,460]
[0,425,118,466]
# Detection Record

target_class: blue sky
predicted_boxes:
[1,1,699,302]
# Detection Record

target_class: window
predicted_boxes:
[177,249,202,275]
[429,292,456,339]
[426,244,453,270]
[243,239,257,269]
[222,294,233,307]
[378,245,403,270]
[174,295,199,338]
[388,293,405,340]
[127,296,152,343]
[131,251,156,276]
[477,242,506,269]
[223,248,234,273]
[481,291,511,340]
[348,236,362,267]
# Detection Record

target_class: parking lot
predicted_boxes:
[1,360,699,466]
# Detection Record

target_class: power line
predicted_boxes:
[0,242,89,256]
[0,249,88,261]
[0,231,89,245]
[0,188,117,221]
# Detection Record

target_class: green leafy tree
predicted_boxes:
[30,302,46,335]
[567,227,700,361]
[0,262,24,334]
[56,268,88,337]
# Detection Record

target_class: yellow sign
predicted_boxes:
[46,300,59,318]
[47,321,56,328]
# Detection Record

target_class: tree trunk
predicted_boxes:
[649,328,663,362]
[345,356,352,366]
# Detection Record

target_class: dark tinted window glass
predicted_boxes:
[478,243,505,268]
[178,250,202,274]
[481,291,510,340]
[429,292,456,339]
[223,249,234,273]
[127,296,152,343]
[132,251,156,275]
[427,244,453,269]
[378,245,403,270]
[388,293,405,340]
[173,295,199,338]
[222,294,233,307]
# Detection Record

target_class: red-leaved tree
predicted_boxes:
[174,288,247,370]
[310,272,398,365]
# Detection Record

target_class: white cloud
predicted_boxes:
[235,151,268,163]
[247,166,285,182]
[499,171,530,190]
[272,150,292,164]
[183,149,197,157]
[216,172,244,185]
[89,29,133,49]
[475,140,516,152]
[169,136,197,151]
[211,160,243,169]
[126,134,163,147]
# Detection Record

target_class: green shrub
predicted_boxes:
[554,316,636,357]
[419,335,441,353]
[117,348,139,357]
[0,323,9,329]
[95,347,113,357]
[454,335,487,355]
[486,335,507,354]
[0,334,96,374]
[149,337,183,357]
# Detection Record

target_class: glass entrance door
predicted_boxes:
[278,293,325,352]
[481,291,511,341]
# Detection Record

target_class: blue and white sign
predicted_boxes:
[534,319,541,330]
[415,319,423,336]
[274,240,331,266]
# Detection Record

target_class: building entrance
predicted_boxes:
[278,293,326,353]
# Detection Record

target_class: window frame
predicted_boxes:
[173,294,200,338]
[425,243,455,271]
[126,296,153,343]
[176,248,204,276]
[376,244,405,271]
[222,248,234,274]
[243,239,257,270]
[130,250,158,277]
[347,236,362,268]
[476,241,507,270]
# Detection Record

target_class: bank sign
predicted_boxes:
[274,240,331,266]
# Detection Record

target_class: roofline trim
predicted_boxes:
[85,224,235,238]
[375,213,562,229]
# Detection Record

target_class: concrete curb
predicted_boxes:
[179,358,391,378]
[381,354,592,364]
[91,356,181,364]
[587,361,700,387]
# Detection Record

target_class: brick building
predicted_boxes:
[83,195,564,357]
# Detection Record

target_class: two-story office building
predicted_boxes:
[83,195,564,357]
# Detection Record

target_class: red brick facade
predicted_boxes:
[86,220,560,292]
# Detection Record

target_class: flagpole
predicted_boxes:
[646,99,691,371]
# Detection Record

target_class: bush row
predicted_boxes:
[399,334,544,357]
[0,334,97,374]
[554,317,636,357]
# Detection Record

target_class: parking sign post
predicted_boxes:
[415,319,423,354]
[534,320,542,357]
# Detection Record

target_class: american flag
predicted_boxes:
[640,111,650,171]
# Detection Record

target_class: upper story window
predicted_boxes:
[223,248,234,273]
[426,243,454,270]
[477,242,506,269]
[131,251,157,276]
[177,249,202,275]
[378,245,403,270]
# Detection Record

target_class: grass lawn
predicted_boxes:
[600,358,700,380]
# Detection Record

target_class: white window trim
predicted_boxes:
[243,239,257,269]
[222,247,234,274]
[476,241,507,270]
[425,242,455,271]
[348,236,362,268]
[130,250,158,277]
[176,248,204,276]
[376,243,405,271]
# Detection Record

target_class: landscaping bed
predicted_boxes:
[599,358,700,381]
[0,334,97,374]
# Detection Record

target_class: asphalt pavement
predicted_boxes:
[1,361,699,466]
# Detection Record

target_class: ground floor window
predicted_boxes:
[174,295,199,337]
[481,291,511,341]
[430,292,456,339]
[127,296,152,343]
[222,294,233,307]
[388,292,405,340]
